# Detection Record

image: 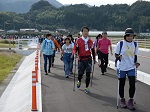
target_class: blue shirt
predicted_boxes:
[41,39,55,55]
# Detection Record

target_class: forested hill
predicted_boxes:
[0,0,150,34]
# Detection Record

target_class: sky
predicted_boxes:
[57,0,150,6]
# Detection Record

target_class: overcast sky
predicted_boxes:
[57,0,150,6]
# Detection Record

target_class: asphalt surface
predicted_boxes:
[41,52,150,112]
[109,46,150,74]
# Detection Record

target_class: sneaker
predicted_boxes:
[66,76,69,78]
[77,81,81,88]
[85,88,90,94]
[127,99,135,110]
[101,73,105,75]
[98,64,101,67]
[120,98,127,108]
[45,72,48,75]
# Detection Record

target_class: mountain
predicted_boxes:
[1,0,37,13]
[0,0,63,13]
[64,3,92,7]
[83,3,92,7]
[47,0,63,8]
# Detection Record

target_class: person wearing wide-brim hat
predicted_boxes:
[115,28,139,110]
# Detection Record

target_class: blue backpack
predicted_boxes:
[115,41,137,67]
[43,40,52,49]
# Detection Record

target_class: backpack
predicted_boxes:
[43,40,52,49]
[115,41,137,67]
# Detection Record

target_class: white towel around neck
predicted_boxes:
[82,36,89,51]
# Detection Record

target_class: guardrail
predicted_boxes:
[110,38,150,49]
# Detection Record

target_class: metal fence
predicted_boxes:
[15,38,39,49]
[110,38,150,49]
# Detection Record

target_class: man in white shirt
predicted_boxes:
[115,28,139,110]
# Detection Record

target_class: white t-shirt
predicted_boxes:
[62,44,73,53]
[115,40,139,71]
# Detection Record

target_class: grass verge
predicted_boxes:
[0,52,22,83]
[0,43,16,48]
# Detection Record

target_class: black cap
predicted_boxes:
[124,28,136,36]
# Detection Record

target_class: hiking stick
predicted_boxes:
[117,78,119,109]
[73,55,77,91]
[134,63,140,104]
[91,61,95,87]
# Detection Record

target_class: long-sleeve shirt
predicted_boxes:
[41,39,55,55]
[53,39,61,50]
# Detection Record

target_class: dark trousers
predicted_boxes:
[51,50,56,64]
[119,76,136,98]
[43,54,52,72]
[100,51,108,73]
[78,58,92,88]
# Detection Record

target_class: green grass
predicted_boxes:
[0,43,16,48]
[0,52,22,83]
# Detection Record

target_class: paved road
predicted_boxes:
[41,53,150,112]
[109,46,150,74]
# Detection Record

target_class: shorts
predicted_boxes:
[117,69,136,78]
[78,58,92,74]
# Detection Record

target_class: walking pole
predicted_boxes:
[117,78,119,109]
[73,55,77,91]
[91,61,95,87]
[134,62,140,104]
[117,67,121,109]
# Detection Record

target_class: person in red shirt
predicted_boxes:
[96,31,113,75]
[74,26,96,94]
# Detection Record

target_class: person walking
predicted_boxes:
[67,34,75,74]
[96,31,113,75]
[93,34,102,67]
[51,36,61,67]
[74,26,96,94]
[115,28,139,110]
[60,37,74,78]
[39,35,45,45]
[40,34,55,75]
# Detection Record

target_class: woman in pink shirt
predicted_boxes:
[93,34,102,67]
[96,31,113,75]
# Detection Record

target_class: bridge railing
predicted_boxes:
[15,38,39,49]
[109,38,150,49]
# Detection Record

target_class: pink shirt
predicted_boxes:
[98,38,111,54]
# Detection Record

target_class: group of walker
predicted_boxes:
[40,26,140,110]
